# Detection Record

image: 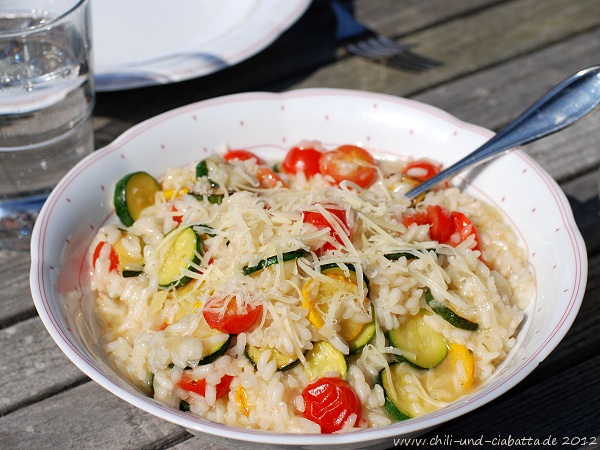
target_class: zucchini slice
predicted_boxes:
[243,249,308,275]
[302,263,372,345]
[424,289,479,331]
[378,363,439,421]
[347,308,376,353]
[199,334,231,366]
[387,309,448,369]
[114,171,160,227]
[384,249,437,261]
[319,263,371,298]
[192,192,225,205]
[113,233,145,277]
[157,226,203,288]
[179,400,191,412]
[304,341,348,380]
[377,364,412,421]
[195,157,221,187]
[244,345,300,371]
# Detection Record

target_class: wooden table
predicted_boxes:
[1,0,599,448]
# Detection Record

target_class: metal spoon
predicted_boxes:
[406,65,600,199]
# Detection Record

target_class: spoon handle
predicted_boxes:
[405,65,600,199]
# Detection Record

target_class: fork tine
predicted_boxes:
[387,50,442,71]
[331,0,442,72]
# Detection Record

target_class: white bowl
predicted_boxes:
[30,89,587,449]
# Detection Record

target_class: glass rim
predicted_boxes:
[0,0,89,37]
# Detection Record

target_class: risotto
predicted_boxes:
[89,142,534,434]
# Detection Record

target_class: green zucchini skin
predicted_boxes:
[179,400,191,412]
[243,249,309,275]
[198,335,232,366]
[157,226,203,289]
[319,262,371,298]
[347,307,376,353]
[425,289,479,331]
[195,158,220,188]
[384,251,420,261]
[387,310,448,369]
[377,365,411,421]
[114,171,160,227]
[384,249,436,261]
[244,345,301,372]
[304,341,348,379]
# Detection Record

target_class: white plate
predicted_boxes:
[31,89,587,449]
[92,0,311,91]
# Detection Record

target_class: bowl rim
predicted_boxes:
[30,88,588,446]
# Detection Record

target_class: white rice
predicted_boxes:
[88,147,534,433]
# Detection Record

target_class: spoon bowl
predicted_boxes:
[406,65,600,199]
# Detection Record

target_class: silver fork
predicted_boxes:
[331,0,441,72]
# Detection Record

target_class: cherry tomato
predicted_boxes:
[281,146,322,177]
[256,167,288,189]
[301,377,361,433]
[223,149,264,165]
[177,373,233,400]
[319,145,377,188]
[450,211,480,251]
[424,205,454,243]
[401,159,442,182]
[171,205,183,224]
[202,296,263,334]
[403,206,480,251]
[92,241,119,272]
[402,205,453,243]
[303,205,351,251]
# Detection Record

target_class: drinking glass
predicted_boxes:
[0,0,94,250]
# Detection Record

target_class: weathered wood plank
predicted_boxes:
[413,28,600,182]
[0,251,35,326]
[0,381,188,450]
[293,0,600,98]
[0,317,87,415]
[355,0,508,37]
[562,170,600,255]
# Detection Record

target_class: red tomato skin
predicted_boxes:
[318,145,377,188]
[202,297,263,334]
[402,206,481,251]
[303,206,350,251]
[282,146,322,177]
[171,205,183,224]
[92,242,119,272]
[401,159,442,181]
[450,211,480,250]
[425,205,454,243]
[178,374,233,399]
[223,149,264,165]
[256,167,287,189]
[302,377,361,433]
[401,205,454,243]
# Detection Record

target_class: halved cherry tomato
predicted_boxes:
[303,205,351,251]
[403,205,480,251]
[319,145,377,188]
[92,241,119,272]
[177,373,233,400]
[256,167,288,189]
[281,146,322,177]
[202,296,263,334]
[302,377,361,433]
[401,159,442,182]
[223,149,264,165]
[450,211,480,251]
